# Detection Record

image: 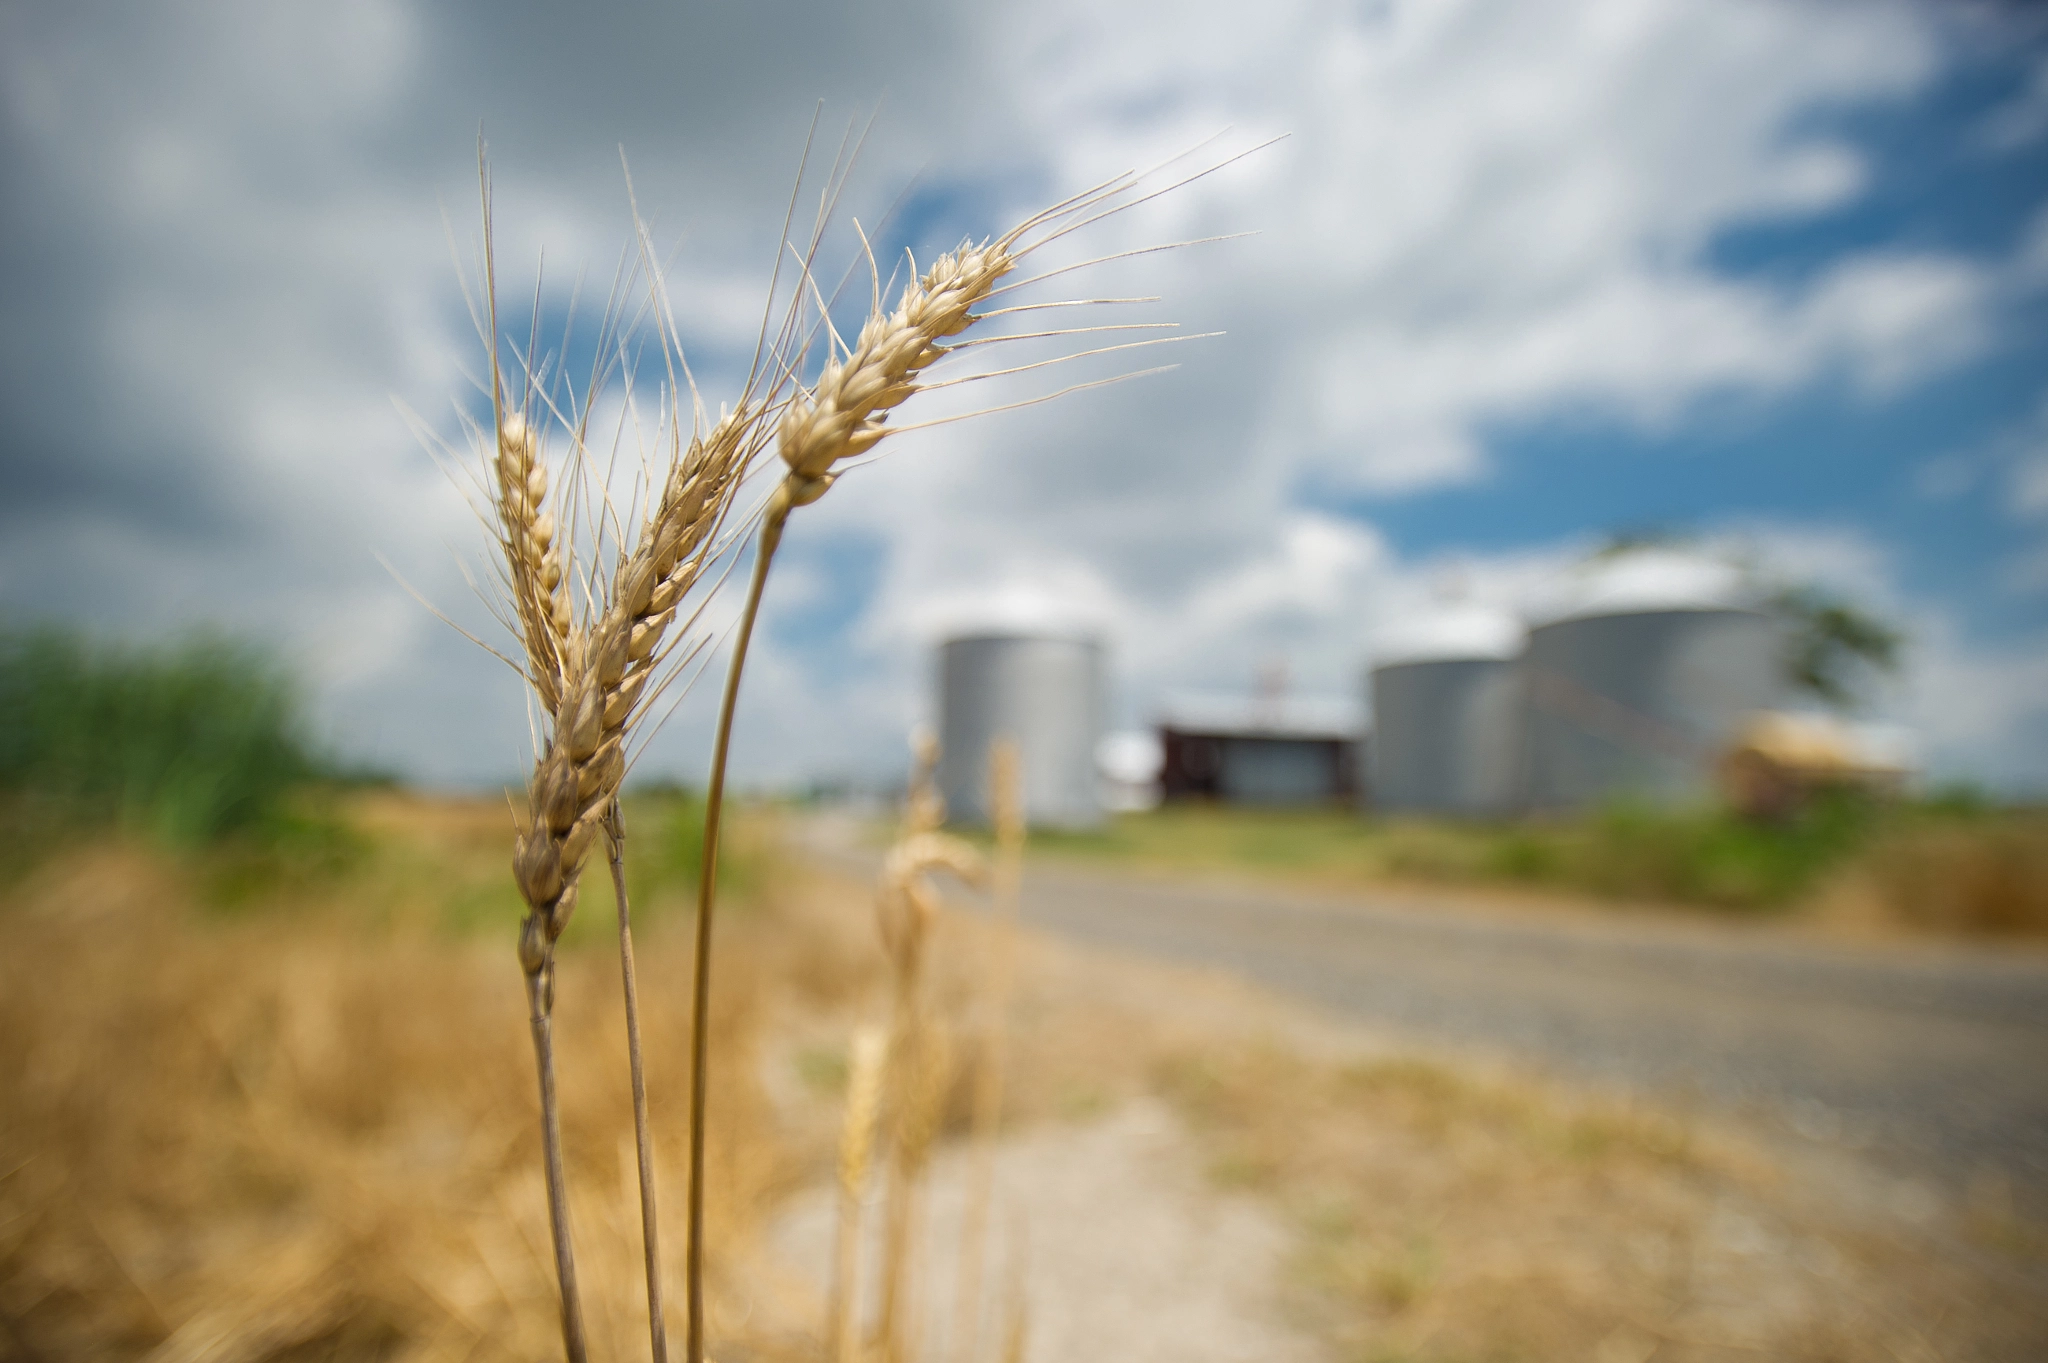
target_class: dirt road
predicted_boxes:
[805,817,2048,1201]
[1001,860,2048,1201]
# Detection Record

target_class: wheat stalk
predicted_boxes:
[685,219,1045,1363]
[950,739,1024,1363]
[603,799,664,1361]
[478,195,770,1350]
[458,131,1256,1363]
[866,745,987,1363]
[475,164,593,1361]
[503,402,759,1362]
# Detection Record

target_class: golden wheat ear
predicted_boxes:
[493,412,574,710]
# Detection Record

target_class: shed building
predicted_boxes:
[935,633,1105,828]
[1157,694,1360,805]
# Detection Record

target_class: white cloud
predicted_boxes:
[977,0,1976,494]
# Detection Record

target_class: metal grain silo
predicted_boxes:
[1518,552,1785,810]
[1367,606,1523,816]
[935,633,1105,828]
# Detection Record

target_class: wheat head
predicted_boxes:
[510,404,759,985]
[768,238,1018,520]
[493,412,574,714]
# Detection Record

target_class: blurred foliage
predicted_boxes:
[6,779,787,935]
[0,625,323,848]
[1772,586,1903,709]
[619,788,764,912]
[1533,795,1875,908]
[1356,796,1880,910]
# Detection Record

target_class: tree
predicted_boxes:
[1773,587,1902,710]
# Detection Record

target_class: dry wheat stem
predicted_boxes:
[950,741,1024,1363]
[523,980,589,1363]
[507,400,752,1363]
[875,809,987,1363]
[605,802,667,1363]
[465,124,902,1363]
[681,221,1025,1360]
[683,489,785,1363]
[481,153,593,1362]
[878,1026,951,1363]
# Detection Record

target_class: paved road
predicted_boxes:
[991,861,2048,1199]
[805,819,2048,1196]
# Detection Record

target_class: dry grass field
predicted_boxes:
[2,791,2043,1361]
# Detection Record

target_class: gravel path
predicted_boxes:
[1004,861,2048,1202]
[771,1098,1321,1363]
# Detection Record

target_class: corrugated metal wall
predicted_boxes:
[1519,607,1785,809]
[1369,657,1520,815]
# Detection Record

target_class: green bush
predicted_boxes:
[1577,795,1877,909]
[0,626,319,846]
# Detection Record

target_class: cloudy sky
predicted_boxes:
[3,0,2045,793]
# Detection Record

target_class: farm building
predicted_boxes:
[1157,693,1361,805]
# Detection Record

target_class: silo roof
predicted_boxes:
[1371,603,1524,667]
[1536,548,1755,625]
[921,582,1112,644]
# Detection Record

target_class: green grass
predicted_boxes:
[1013,794,1959,912]
[0,625,324,849]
